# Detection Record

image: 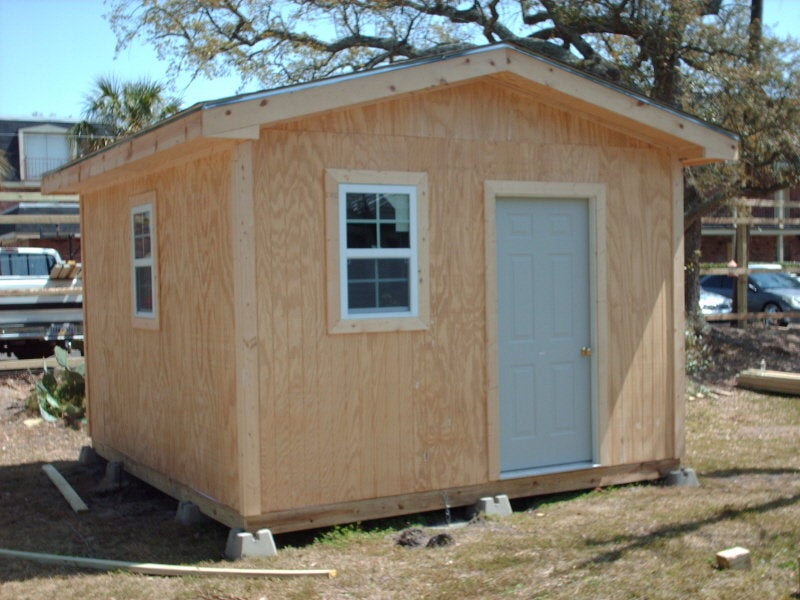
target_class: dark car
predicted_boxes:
[700,272,800,323]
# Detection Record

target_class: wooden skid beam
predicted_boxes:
[736,369,800,396]
[247,459,679,534]
[92,442,246,530]
[0,548,336,578]
[88,442,677,535]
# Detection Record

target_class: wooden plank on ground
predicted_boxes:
[736,369,800,396]
[0,548,336,578]
[41,464,89,513]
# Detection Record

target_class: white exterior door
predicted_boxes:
[496,197,594,475]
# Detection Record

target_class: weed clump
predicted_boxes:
[26,345,85,427]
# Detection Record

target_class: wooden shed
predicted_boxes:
[44,43,737,534]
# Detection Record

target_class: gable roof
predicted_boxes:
[43,43,738,194]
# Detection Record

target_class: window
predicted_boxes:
[0,253,55,276]
[19,125,71,181]
[131,194,159,327]
[341,185,416,316]
[326,170,429,334]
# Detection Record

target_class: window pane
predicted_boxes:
[378,280,410,309]
[348,281,376,309]
[135,266,153,313]
[29,256,50,276]
[379,194,409,223]
[135,236,152,260]
[377,258,408,279]
[346,193,377,220]
[347,222,377,248]
[348,259,375,280]
[379,223,410,248]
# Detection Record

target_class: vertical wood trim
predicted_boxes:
[483,184,500,482]
[484,180,609,478]
[79,195,95,440]
[591,189,610,465]
[232,141,261,516]
[672,159,686,459]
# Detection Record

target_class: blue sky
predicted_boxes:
[1,0,798,120]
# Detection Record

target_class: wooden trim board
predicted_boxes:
[231,141,262,517]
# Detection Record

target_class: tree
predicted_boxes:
[70,76,181,156]
[109,0,800,324]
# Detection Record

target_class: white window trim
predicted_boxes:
[325,169,429,334]
[339,183,419,320]
[130,192,159,330]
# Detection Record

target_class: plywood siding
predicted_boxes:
[255,81,677,512]
[81,149,239,509]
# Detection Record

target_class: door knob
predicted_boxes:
[580,346,592,357]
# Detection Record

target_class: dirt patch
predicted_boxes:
[690,324,800,386]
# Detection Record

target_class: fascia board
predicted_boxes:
[201,45,737,163]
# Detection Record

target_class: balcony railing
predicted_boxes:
[23,156,70,181]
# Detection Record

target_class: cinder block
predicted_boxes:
[78,445,101,466]
[716,546,751,570]
[664,468,700,488]
[225,528,277,560]
[475,494,513,518]
[95,461,124,493]
[175,501,211,526]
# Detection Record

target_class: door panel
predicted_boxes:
[496,197,593,474]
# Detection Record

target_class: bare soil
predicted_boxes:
[690,323,800,385]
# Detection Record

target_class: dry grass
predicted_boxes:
[1,375,799,599]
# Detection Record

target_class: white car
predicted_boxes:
[699,288,733,315]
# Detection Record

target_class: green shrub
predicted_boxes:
[27,346,85,427]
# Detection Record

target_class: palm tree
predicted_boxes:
[70,76,181,157]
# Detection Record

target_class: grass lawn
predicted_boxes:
[1,380,799,599]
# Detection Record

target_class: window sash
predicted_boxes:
[339,184,418,319]
[131,204,157,319]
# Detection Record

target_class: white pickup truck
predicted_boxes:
[0,247,83,359]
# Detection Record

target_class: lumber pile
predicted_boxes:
[49,261,82,280]
[736,369,800,396]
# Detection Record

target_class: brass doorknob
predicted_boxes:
[580,346,592,357]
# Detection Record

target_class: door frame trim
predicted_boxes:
[484,181,608,481]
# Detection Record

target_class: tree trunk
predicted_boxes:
[684,205,705,331]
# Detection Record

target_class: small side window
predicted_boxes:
[130,193,159,329]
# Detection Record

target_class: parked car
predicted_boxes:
[700,271,800,323]
[698,288,733,316]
